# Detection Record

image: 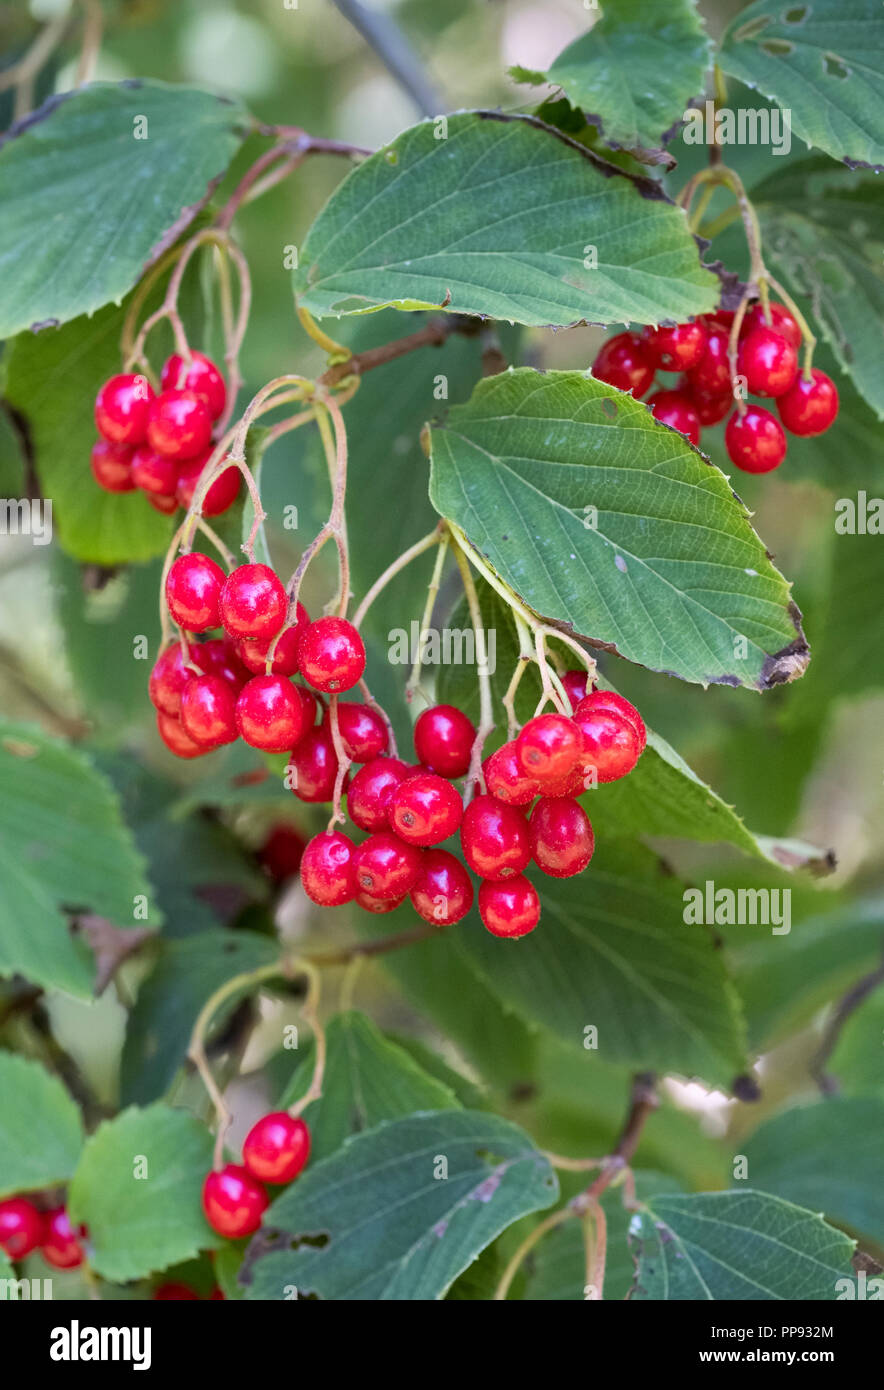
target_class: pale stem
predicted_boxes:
[405,530,450,706]
[352,527,443,632]
[326,696,352,830]
[492,1206,576,1302]
[533,629,570,717]
[358,677,398,758]
[286,962,327,1119]
[450,538,495,800]
[286,395,350,617]
[583,1202,608,1301]
[765,272,818,379]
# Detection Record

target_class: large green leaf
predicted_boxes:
[429,368,807,690]
[830,992,884,1100]
[0,81,250,337]
[0,722,158,996]
[719,0,884,170]
[241,1110,557,1300]
[542,0,710,155]
[293,111,719,327]
[744,1099,884,1247]
[68,1104,218,1280]
[0,1053,84,1198]
[278,1010,461,1161]
[630,1190,855,1299]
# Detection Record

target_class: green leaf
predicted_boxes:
[455,840,747,1086]
[543,0,711,155]
[719,0,884,170]
[120,930,279,1106]
[68,1103,217,1280]
[0,1053,84,1198]
[241,1110,557,1300]
[428,367,807,690]
[830,992,884,1100]
[0,81,250,337]
[293,111,719,327]
[631,1190,856,1299]
[0,722,158,996]
[278,1010,461,1161]
[745,1099,884,1247]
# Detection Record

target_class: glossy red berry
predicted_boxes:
[176,452,240,516]
[478,876,540,938]
[347,757,412,831]
[352,831,422,901]
[41,1208,85,1269]
[287,726,342,802]
[237,603,309,675]
[300,830,357,906]
[460,794,531,880]
[643,320,707,371]
[687,326,731,398]
[148,491,178,515]
[777,368,839,437]
[90,439,135,492]
[258,823,307,882]
[324,700,388,762]
[388,772,463,846]
[95,373,154,445]
[516,714,585,786]
[202,1164,268,1239]
[297,617,365,693]
[161,350,226,420]
[684,382,732,427]
[131,445,178,498]
[149,642,191,714]
[702,309,735,333]
[573,700,643,782]
[154,1282,200,1300]
[578,690,646,750]
[193,637,249,693]
[483,742,541,806]
[236,674,309,753]
[647,389,701,446]
[724,406,787,474]
[592,332,655,397]
[165,552,226,631]
[561,669,589,711]
[180,674,238,748]
[743,302,801,352]
[529,797,595,878]
[242,1113,310,1185]
[737,326,798,398]
[413,704,476,779]
[220,564,288,641]
[355,890,405,914]
[0,1197,45,1259]
[156,710,210,759]
[147,389,212,460]
[409,849,474,925]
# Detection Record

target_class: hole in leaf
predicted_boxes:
[600,397,618,419]
[734,16,773,40]
[761,38,794,55]
[782,5,809,22]
[288,1231,329,1250]
[824,52,850,79]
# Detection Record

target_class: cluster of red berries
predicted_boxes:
[91,351,240,515]
[201,1112,310,1240]
[592,304,839,474]
[0,1196,85,1269]
[301,674,645,940]
[150,552,366,760]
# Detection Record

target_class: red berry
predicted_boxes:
[131,445,178,498]
[323,700,388,762]
[737,326,798,398]
[701,309,735,333]
[460,794,531,880]
[237,603,309,675]
[161,350,226,420]
[529,797,595,878]
[236,674,309,753]
[180,673,238,747]
[478,876,540,938]
[347,757,412,831]
[147,389,212,460]
[355,891,405,913]
[176,451,240,516]
[258,823,307,882]
[572,701,642,782]
[193,637,249,693]
[165,552,226,631]
[409,848,474,925]
[777,368,839,437]
[41,1208,85,1269]
[413,704,476,779]
[592,332,655,397]
[643,320,707,371]
[148,491,178,515]
[743,302,801,352]
[149,642,191,714]
[684,382,732,427]
[647,389,701,446]
[156,710,210,759]
[300,830,357,906]
[90,439,135,492]
[578,690,646,750]
[154,1282,200,1300]
[561,668,589,711]
[242,1113,310,1185]
[220,564,288,641]
[287,726,342,802]
[388,772,463,846]
[297,617,365,694]
[201,1164,268,1239]
[724,405,787,474]
[483,742,541,806]
[687,326,732,397]
[516,714,584,786]
[95,373,154,445]
[0,1197,45,1259]
[352,831,422,901]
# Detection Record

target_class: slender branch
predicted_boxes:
[811,952,884,1095]
[285,962,327,1120]
[319,316,480,390]
[450,535,495,799]
[406,531,450,706]
[492,1205,575,1301]
[330,0,442,117]
[352,527,443,631]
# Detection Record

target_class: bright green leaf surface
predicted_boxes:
[0,1053,84,1198]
